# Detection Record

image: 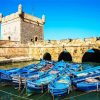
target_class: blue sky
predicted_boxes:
[0,0,100,40]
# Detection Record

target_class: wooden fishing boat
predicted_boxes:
[11,60,50,87]
[72,66,100,78]
[26,60,67,95]
[11,60,54,89]
[74,75,100,92]
[0,68,20,82]
[48,74,71,96]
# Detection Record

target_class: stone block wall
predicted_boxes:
[0,47,29,58]
[0,38,100,63]
[1,17,21,41]
[21,19,43,43]
[0,41,29,59]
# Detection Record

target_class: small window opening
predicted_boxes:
[35,37,38,41]
[8,36,11,41]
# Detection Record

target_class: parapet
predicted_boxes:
[22,13,45,25]
[1,12,19,23]
[84,37,97,42]
[0,4,45,25]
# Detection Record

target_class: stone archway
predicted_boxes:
[58,50,72,61]
[82,48,100,63]
[43,52,51,61]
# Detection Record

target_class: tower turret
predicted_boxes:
[18,4,22,15]
[42,15,45,24]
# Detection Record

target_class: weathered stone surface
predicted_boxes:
[21,19,43,43]
[1,18,21,41]
[0,5,100,63]
[0,46,29,58]
[0,37,100,63]
[0,4,45,43]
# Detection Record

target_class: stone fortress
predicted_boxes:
[0,4,100,63]
[0,4,45,43]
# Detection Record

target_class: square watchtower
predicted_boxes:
[0,4,45,43]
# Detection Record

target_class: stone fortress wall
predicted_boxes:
[29,37,100,62]
[0,4,45,43]
[0,4,100,63]
[21,14,44,43]
[0,37,100,63]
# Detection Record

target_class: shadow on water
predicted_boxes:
[0,85,100,100]
[0,60,39,69]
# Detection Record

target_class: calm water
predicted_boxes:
[0,61,100,100]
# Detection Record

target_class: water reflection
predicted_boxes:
[0,61,39,70]
[0,61,100,70]
[0,61,100,100]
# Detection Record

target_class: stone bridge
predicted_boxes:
[0,37,100,63]
[29,37,100,63]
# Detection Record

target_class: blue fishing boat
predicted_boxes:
[26,60,67,95]
[72,73,100,86]
[74,74,100,92]
[65,63,83,77]
[14,59,47,75]
[68,63,82,72]
[72,66,100,86]
[11,60,53,87]
[48,74,71,96]
[0,60,48,85]
[0,68,20,82]
[72,66,100,78]
[0,63,36,84]
[22,62,53,79]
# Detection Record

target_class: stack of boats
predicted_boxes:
[26,60,67,94]
[0,60,100,98]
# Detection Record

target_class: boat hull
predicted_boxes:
[27,82,48,94]
[76,82,100,92]
[49,87,69,96]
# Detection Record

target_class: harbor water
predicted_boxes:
[0,61,100,100]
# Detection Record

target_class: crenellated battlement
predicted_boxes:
[22,13,45,25]
[0,37,100,63]
[0,4,45,43]
[1,12,19,23]
[0,4,45,24]
[1,12,45,25]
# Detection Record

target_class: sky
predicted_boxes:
[0,0,100,40]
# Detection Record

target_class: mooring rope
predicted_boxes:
[61,91,95,100]
[0,89,33,100]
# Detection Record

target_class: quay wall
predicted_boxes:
[0,38,100,63]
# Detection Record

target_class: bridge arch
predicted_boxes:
[58,50,72,61]
[82,48,100,63]
[43,52,51,61]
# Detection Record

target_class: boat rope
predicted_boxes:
[61,91,95,100]
[0,89,33,100]
[20,86,26,96]
[37,90,48,100]
[20,79,27,96]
